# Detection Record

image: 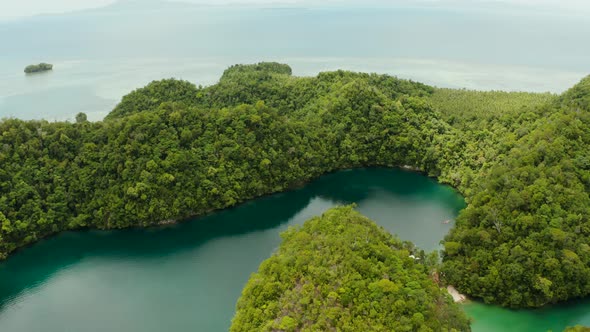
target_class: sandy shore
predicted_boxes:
[447,285,467,303]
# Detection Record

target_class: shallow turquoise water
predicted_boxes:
[465,299,590,332]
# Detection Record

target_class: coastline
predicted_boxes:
[0,165,437,260]
[447,285,468,303]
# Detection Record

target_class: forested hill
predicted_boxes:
[438,76,590,308]
[1,62,589,309]
[105,61,434,121]
[0,63,451,260]
[231,206,471,332]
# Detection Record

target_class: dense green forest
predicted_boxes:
[231,206,471,331]
[1,62,589,309]
[434,81,590,308]
[0,63,445,257]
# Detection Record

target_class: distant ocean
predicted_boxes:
[1,2,588,121]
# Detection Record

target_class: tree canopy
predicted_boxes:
[231,206,471,332]
[24,63,53,74]
[564,326,590,332]
[436,78,590,308]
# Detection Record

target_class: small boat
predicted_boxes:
[442,219,451,224]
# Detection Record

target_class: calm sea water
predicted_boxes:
[0,2,588,121]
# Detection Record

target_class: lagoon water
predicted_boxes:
[465,299,590,332]
[0,169,464,331]
[1,168,590,331]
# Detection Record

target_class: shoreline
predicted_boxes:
[1,165,440,260]
[447,285,468,303]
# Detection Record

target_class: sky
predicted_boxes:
[1,0,589,20]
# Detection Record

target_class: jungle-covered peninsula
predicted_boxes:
[231,206,471,332]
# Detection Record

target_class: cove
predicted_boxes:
[0,168,460,331]
[0,168,584,332]
[464,299,590,331]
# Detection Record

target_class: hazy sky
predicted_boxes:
[1,0,589,20]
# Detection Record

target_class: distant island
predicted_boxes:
[24,63,53,74]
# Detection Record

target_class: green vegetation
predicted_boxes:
[0,63,444,260]
[564,326,590,332]
[105,79,199,120]
[434,81,590,308]
[431,88,555,130]
[24,63,53,74]
[1,62,590,310]
[231,206,471,332]
[75,112,88,124]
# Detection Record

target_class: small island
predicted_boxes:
[24,63,53,74]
